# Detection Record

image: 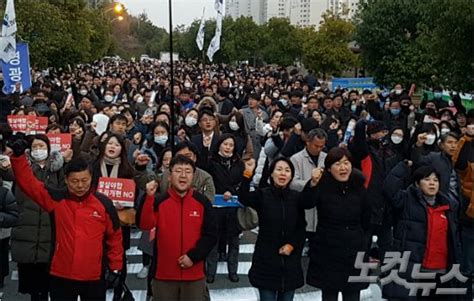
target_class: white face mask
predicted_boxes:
[185,116,198,127]
[104,95,114,102]
[391,135,403,145]
[272,92,279,98]
[31,149,48,161]
[395,89,402,95]
[184,82,192,88]
[425,134,436,145]
[136,96,144,103]
[229,121,240,131]
[79,89,88,96]
[440,128,450,135]
[154,135,168,146]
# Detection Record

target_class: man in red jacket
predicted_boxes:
[9,138,123,301]
[137,155,217,301]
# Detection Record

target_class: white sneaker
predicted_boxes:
[137,266,149,279]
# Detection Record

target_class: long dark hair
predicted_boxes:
[97,133,134,177]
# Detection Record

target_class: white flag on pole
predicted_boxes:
[207,8,222,62]
[196,8,206,51]
[214,0,224,14]
[0,0,17,63]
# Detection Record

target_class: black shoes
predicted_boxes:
[206,275,215,283]
[206,274,239,283]
[229,273,239,282]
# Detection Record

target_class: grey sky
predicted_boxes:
[121,0,216,30]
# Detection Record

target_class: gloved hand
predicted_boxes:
[10,137,28,157]
[106,270,121,289]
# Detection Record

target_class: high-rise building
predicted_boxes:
[224,0,358,28]
[225,0,265,25]
[327,0,359,20]
[263,0,290,22]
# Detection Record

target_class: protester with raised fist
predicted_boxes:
[8,137,123,301]
[301,147,370,301]
[238,157,306,301]
[136,155,217,301]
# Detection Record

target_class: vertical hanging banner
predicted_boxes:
[1,42,32,94]
[0,0,17,63]
[207,0,223,62]
[196,8,206,51]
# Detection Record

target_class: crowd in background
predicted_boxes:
[0,59,473,301]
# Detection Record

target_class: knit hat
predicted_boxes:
[366,120,387,135]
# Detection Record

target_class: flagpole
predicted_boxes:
[168,0,175,154]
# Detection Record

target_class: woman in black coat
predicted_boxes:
[239,157,306,301]
[382,161,463,300]
[205,134,244,283]
[301,147,371,301]
[91,133,135,301]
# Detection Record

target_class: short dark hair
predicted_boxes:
[175,141,199,156]
[439,132,459,143]
[65,157,92,176]
[217,87,229,98]
[108,114,127,128]
[268,157,295,186]
[279,116,298,131]
[198,107,215,122]
[249,93,260,101]
[28,134,51,154]
[413,166,440,184]
[324,147,353,171]
[169,155,196,172]
[290,90,304,98]
[307,128,328,141]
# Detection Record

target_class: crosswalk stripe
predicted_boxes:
[126,244,255,256]
[126,262,252,275]
[238,244,255,254]
[131,231,142,239]
[103,285,381,301]
[126,246,142,256]
[216,262,251,275]
[6,230,385,301]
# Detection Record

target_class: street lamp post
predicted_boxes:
[104,2,124,14]
[168,0,176,154]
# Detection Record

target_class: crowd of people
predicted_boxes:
[0,59,472,301]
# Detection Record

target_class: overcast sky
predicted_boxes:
[121,0,216,30]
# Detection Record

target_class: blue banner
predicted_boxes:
[332,77,376,91]
[1,42,31,95]
[213,194,243,208]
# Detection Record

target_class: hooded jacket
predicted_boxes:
[11,150,65,264]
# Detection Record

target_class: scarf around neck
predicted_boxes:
[101,156,121,178]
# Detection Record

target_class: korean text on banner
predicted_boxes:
[7,115,47,134]
[97,177,136,207]
[7,115,29,133]
[47,133,72,152]
[1,42,32,94]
